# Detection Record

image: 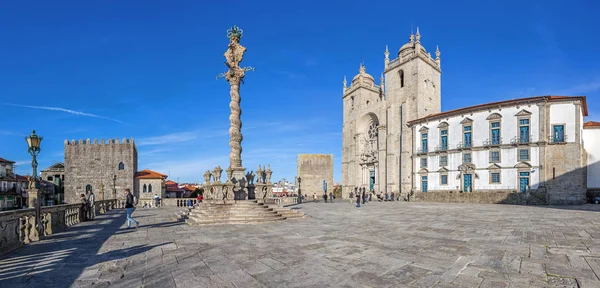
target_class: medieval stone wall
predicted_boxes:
[412,190,547,205]
[297,154,334,197]
[543,143,586,204]
[64,138,137,204]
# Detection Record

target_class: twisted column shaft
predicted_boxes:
[229,81,243,168]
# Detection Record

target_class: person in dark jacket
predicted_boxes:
[124,189,139,229]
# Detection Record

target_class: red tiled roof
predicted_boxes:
[182,185,196,192]
[135,169,168,179]
[584,121,600,128]
[166,186,183,192]
[165,180,178,185]
[0,157,15,163]
[408,96,588,125]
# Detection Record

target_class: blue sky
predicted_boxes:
[1,0,599,183]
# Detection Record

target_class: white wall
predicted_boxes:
[549,103,577,143]
[584,128,600,188]
[412,104,543,191]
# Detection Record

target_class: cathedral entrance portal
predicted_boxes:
[369,170,375,191]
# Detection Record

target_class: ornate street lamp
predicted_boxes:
[25,130,43,237]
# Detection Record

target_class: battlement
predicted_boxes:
[64,138,135,146]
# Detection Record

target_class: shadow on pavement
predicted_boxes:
[0,208,172,287]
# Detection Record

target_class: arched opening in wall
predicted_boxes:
[85,184,92,193]
[399,70,405,88]
[143,184,147,193]
[118,162,125,170]
[149,184,153,193]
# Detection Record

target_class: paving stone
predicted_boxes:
[3,203,600,287]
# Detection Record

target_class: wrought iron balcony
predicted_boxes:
[548,134,568,144]
[510,135,532,145]
[434,145,448,152]
[483,138,502,147]
[457,141,472,149]
[416,147,428,154]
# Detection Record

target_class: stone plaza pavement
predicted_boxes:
[3,202,600,287]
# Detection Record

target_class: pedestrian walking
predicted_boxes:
[329,191,333,203]
[356,192,361,208]
[124,189,139,229]
[87,190,95,220]
[153,194,160,208]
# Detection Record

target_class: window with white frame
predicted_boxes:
[518,148,530,161]
[490,171,501,184]
[440,155,448,167]
[420,157,427,168]
[490,150,500,163]
[463,153,472,163]
[440,174,448,185]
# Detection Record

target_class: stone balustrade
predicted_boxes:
[264,197,298,206]
[161,198,198,208]
[0,199,120,256]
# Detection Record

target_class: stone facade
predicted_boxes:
[342,29,441,200]
[135,169,167,207]
[64,138,138,204]
[407,97,589,204]
[297,154,334,197]
[341,29,597,204]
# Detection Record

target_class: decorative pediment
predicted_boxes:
[437,122,449,128]
[486,113,502,120]
[418,168,429,174]
[419,126,429,133]
[438,167,449,173]
[515,109,532,117]
[458,163,477,172]
[514,162,532,169]
[487,163,502,170]
[460,117,473,125]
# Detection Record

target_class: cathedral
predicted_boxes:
[341,29,599,204]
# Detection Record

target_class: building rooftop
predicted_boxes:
[0,157,15,164]
[135,169,168,179]
[408,95,588,125]
[584,121,600,128]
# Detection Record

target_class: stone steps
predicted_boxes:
[183,200,306,226]
[185,217,285,225]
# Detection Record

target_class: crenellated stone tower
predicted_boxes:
[64,138,138,204]
[341,28,442,199]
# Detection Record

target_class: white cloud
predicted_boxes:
[137,132,198,146]
[1,103,124,124]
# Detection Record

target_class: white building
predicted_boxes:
[584,121,600,191]
[408,96,591,204]
[341,29,598,204]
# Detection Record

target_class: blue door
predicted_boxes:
[369,170,375,191]
[463,174,472,192]
[519,172,530,192]
[421,176,428,192]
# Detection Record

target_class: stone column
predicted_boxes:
[378,125,387,196]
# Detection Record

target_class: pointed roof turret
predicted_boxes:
[415,27,421,43]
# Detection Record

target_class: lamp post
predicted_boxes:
[112,174,117,200]
[25,130,43,238]
[297,177,302,204]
